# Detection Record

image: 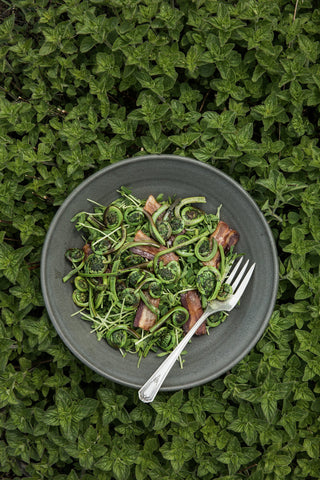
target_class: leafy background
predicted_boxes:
[1,0,320,478]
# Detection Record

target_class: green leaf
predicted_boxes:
[169,132,200,148]
[0,244,33,283]
[9,275,43,310]
[39,42,56,56]
[149,122,162,142]
[298,35,319,63]
[43,407,60,426]
[295,284,312,300]
[21,313,51,344]
[0,15,15,39]
[12,215,44,244]
[113,458,130,480]
[80,36,96,53]
[160,436,195,472]
[304,437,320,459]
[152,390,186,429]
[261,394,277,423]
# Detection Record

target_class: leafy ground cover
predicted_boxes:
[1,0,320,478]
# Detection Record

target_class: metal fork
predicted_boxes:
[138,258,256,403]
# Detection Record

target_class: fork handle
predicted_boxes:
[138,306,222,403]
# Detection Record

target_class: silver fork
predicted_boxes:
[138,258,256,403]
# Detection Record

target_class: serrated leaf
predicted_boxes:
[43,407,60,426]
[39,42,56,56]
[261,395,277,423]
[95,455,113,472]
[0,243,33,283]
[295,284,312,300]
[113,458,130,480]
[149,122,162,142]
[169,132,200,148]
[298,35,319,63]
[304,437,320,459]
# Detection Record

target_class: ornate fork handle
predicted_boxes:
[138,304,222,403]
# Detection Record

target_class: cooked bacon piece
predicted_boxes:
[211,221,230,244]
[203,221,239,268]
[180,290,206,335]
[224,229,240,254]
[144,195,161,215]
[130,245,155,261]
[133,293,160,331]
[131,230,179,265]
[82,243,93,259]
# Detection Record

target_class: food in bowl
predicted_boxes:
[63,187,240,366]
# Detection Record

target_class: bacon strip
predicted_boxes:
[144,195,161,215]
[82,243,93,259]
[180,290,206,335]
[131,230,179,265]
[133,293,160,331]
[203,221,239,268]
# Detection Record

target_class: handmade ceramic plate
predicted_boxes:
[41,155,278,391]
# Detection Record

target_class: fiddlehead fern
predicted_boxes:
[217,283,232,301]
[74,276,88,292]
[173,234,193,257]
[196,266,221,300]
[195,236,218,262]
[170,217,185,235]
[92,238,112,255]
[65,248,85,263]
[72,289,89,307]
[149,306,189,332]
[153,327,176,351]
[156,261,181,284]
[103,205,123,229]
[180,205,205,226]
[119,288,140,309]
[156,221,172,241]
[85,254,109,275]
[148,280,163,298]
[174,196,206,222]
[106,326,128,349]
[127,269,146,288]
[124,207,145,226]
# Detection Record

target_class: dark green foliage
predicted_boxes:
[1,0,320,478]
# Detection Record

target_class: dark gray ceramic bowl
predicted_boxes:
[41,155,278,390]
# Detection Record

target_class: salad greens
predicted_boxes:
[63,187,238,365]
